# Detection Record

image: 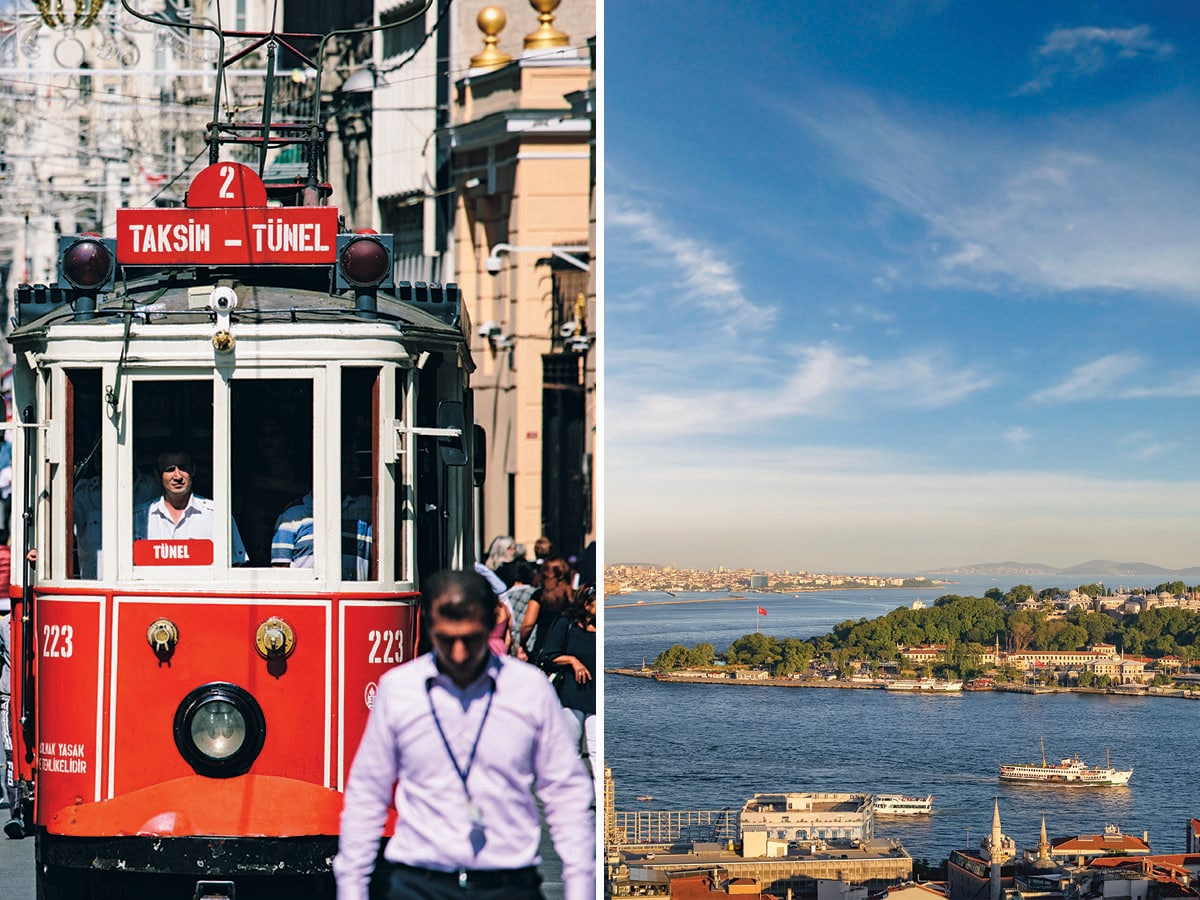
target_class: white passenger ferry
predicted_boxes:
[999,739,1132,786]
[883,678,964,692]
[874,794,934,815]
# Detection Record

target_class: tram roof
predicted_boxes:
[9,270,469,346]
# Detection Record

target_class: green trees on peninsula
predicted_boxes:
[650,588,1200,678]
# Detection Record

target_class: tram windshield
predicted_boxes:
[59,367,396,581]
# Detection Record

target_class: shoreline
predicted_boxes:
[605,584,947,609]
[606,667,1200,699]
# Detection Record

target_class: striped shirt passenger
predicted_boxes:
[271,492,372,579]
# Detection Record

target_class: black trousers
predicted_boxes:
[385,862,545,900]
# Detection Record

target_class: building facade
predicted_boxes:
[449,1,595,561]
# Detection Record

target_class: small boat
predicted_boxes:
[999,739,1132,786]
[963,678,995,691]
[636,795,654,801]
[874,794,934,815]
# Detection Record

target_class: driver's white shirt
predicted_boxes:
[134,494,249,564]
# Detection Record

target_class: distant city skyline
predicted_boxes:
[605,1,1200,572]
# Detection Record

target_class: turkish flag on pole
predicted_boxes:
[757,606,768,616]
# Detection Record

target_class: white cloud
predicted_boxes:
[607,342,993,442]
[1122,371,1200,398]
[1004,426,1032,449]
[1019,26,1174,95]
[1031,354,1144,404]
[1030,355,1200,404]
[607,197,778,337]
[784,90,1200,301]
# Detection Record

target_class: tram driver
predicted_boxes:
[133,451,249,565]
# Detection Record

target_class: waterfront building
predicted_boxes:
[899,645,946,665]
[1048,825,1150,867]
[740,793,874,857]
[612,843,912,899]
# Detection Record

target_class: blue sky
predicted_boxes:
[603,1,1200,573]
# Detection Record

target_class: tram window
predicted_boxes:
[230,379,314,570]
[412,357,443,582]
[342,368,378,581]
[130,381,243,566]
[395,370,412,584]
[67,369,107,579]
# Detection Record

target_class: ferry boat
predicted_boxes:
[874,794,934,815]
[999,739,1132,786]
[884,678,964,692]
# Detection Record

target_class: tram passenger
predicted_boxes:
[133,451,249,564]
[270,456,372,579]
[74,465,159,579]
[333,569,595,900]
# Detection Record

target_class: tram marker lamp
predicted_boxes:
[335,231,394,290]
[59,235,116,292]
[58,234,116,322]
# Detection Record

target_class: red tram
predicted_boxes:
[5,7,477,898]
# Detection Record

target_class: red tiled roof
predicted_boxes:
[1052,833,1150,853]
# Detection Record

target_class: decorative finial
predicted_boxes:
[471,7,513,70]
[524,0,569,50]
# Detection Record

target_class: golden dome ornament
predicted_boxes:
[471,7,513,70]
[524,0,569,50]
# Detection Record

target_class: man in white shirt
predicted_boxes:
[334,569,595,900]
[133,451,248,565]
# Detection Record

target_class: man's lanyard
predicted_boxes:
[426,675,495,829]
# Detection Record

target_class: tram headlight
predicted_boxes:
[59,235,116,291]
[335,232,394,289]
[173,683,265,778]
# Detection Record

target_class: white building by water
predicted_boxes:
[740,792,874,858]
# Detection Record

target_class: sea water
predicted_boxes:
[603,581,1196,863]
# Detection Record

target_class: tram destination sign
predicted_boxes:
[117,206,339,266]
[116,161,339,266]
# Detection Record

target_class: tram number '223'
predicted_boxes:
[43,624,75,658]
[367,629,404,665]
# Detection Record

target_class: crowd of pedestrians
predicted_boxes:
[473,535,598,783]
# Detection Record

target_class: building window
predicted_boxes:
[385,201,424,257]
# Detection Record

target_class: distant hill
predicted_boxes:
[930,559,1200,580]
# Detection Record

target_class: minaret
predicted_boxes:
[1037,815,1051,863]
[983,799,1014,900]
[990,800,1003,900]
